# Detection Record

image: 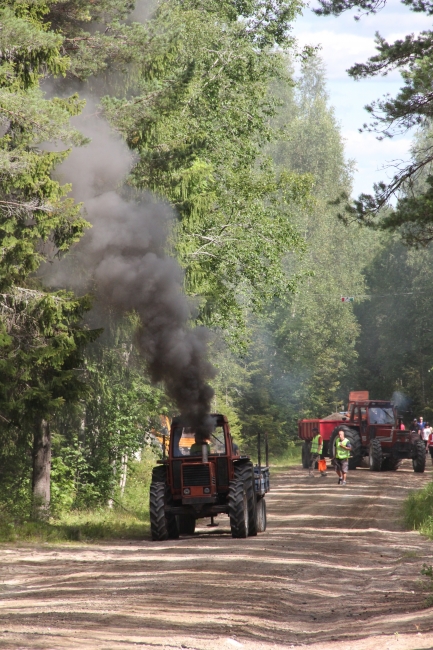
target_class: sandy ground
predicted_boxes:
[1,461,433,650]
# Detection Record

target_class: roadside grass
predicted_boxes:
[0,455,154,544]
[403,480,433,537]
[270,447,302,467]
[0,510,149,544]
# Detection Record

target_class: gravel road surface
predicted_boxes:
[0,461,433,649]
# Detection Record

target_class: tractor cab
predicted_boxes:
[168,414,238,505]
[348,400,397,441]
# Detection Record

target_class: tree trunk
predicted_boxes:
[119,454,128,496]
[32,418,51,519]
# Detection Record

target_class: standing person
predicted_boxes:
[418,416,425,439]
[309,427,326,477]
[428,428,433,465]
[333,428,352,486]
[423,421,431,452]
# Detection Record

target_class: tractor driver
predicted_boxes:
[190,433,211,456]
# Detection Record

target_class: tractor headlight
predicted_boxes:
[183,488,191,495]
[203,487,210,494]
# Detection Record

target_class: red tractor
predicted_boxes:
[298,391,425,472]
[149,414,270,540]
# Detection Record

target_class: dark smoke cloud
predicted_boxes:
[46,106,215,432]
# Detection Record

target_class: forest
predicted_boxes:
[1,0,433,537]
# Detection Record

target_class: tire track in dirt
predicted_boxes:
[0,461,432,649]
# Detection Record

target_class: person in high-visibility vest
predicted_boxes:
[309,427,327,477]
[333,428,352,486]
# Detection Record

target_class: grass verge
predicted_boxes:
[403,480,433,537]
[0,508,150,544]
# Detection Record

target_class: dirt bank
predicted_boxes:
[0,461,432,649]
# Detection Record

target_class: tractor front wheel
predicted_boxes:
[149,481,179,541]
[228,479,249,538]
[413,440,426,473]
[256,497,267,533]
[150,482,168,541]
[369,439,382,471]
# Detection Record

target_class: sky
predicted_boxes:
[292,0,431,196]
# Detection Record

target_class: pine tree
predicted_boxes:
[313,0,433,240]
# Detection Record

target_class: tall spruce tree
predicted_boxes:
[0,2,98,516]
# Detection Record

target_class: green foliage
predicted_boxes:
[51,313,166,508]
[101,0,311,338]
[404,480,433,533]
[354,236,433,417]
[224,56,374,454]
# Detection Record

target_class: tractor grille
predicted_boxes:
[183,464,210,487]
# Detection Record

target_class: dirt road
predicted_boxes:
[1,461,433,650]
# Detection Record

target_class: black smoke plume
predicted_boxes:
[47,108,215,432]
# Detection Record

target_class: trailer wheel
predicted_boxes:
[228,479,249,538]
[235,462,257,536]
[178,515,196,535]
[369,439,382,471]
[301,441,310,469]
[256,497,267,533]
[149,481,179,541]
[413,440,426,473]
[329,426,362,469]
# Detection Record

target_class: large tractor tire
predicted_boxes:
[149,472,179,541]
[413,440,426,473]
[152,465,166,482]
[150,482,169,541]
[178,515,196,535]
[228,479,249,538]
[301,441,310,469]
[369,438,382,471]
[329,426,362,470]
[256,497,267,533]
[235,462,257,536]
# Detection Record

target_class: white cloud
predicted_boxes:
[343,130,412,195]
[296,30,377,79]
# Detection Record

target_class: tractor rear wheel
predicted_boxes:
[301,441,310,469]
[178,515,196,535]
[369,439,382,471]
[329,426,362,469]
[256,497,267,533]
[228,479,249,538]
[235,462,257,536]
[413,440,426,473]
